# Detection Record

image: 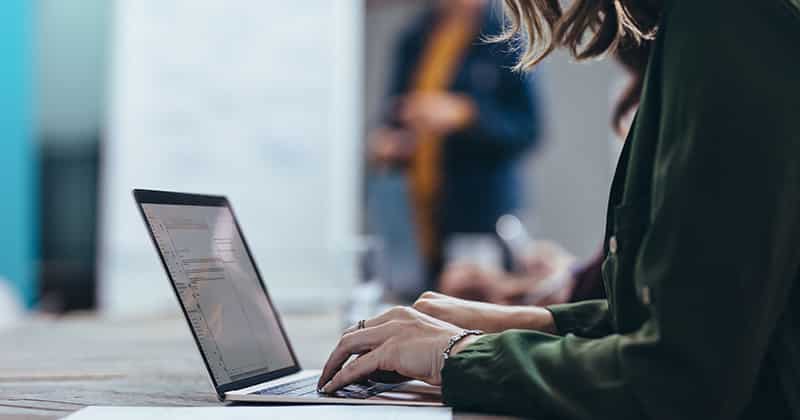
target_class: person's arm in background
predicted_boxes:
[460,50,542,157]
[368,20,424,166]
[375,12,541,161]
[436,245,606,312]
[384,24,417,123]
[394,29,541,156]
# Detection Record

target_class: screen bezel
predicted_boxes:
[133,189,302,399]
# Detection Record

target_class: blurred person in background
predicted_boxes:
[439,42,653,307]
[368,0,541,293]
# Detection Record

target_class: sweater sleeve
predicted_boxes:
[547,300,612,338]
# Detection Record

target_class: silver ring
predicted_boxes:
[358,319,366,330]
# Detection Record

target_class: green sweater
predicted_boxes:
[441,0,800,418]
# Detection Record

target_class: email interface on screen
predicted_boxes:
[142,203,295,386]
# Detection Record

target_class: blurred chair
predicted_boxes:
[37,137,100,313]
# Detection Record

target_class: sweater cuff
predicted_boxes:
[546,299,610,337]
[440,333,502,410]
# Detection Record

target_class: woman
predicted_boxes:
[320,0,800,418]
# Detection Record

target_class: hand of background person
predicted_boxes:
[438,263,508,302]
[396,92,476,136]
[439,240,577,306]
[517,241,575,282]
[317,306,462,393]
[367,127,416,166]
[412,291,556,334]
[512,241,576,305]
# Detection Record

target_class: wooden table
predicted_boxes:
[0,313,514,420]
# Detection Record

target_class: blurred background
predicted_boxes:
[0,0,626,326]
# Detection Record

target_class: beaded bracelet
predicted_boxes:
[442,329,484,361]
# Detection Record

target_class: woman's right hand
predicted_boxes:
[412,291,556,334]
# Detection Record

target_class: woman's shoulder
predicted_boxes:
[660,0,800,79]
[651,0,800,150]
[666,0,800,31]
[784,0,800,16]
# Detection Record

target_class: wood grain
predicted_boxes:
[0,314,516,420]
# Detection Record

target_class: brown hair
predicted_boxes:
[499,0,662,71]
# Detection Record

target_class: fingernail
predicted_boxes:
[320,384,330,393]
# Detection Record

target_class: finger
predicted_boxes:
[418,290,445,300]
[321,347,386,393]
[342,306,414,335]
[319,328,380,388]
[411,291,445,312]
[318,324,398,389]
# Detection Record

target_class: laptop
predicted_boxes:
[134,189,442,406]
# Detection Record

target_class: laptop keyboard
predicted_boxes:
[255,375,401,399]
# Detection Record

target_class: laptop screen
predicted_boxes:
[141,202,296,387]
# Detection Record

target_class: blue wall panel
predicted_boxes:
[0,0,36,307]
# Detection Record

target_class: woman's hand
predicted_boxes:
[412,291,556,334]
[317,306,463,393]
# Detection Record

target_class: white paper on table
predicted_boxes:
[65,406,452,420]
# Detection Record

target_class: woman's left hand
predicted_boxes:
[317,306,463,393]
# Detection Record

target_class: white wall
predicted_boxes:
[524,52,622,260]
[100,0,364,315]
[37,0,110,143]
